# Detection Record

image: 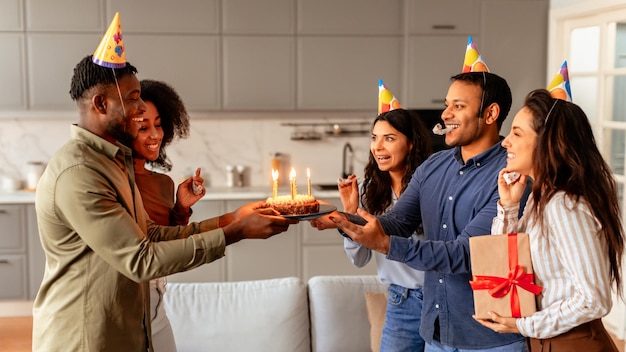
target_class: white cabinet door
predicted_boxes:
[107,0,219,34]
[25,0,102,31]
[407,0,481,35]
[406,35,470,109]
[0,0,23,30]
[480,0,548,117]
[222,0,294,34]
[297,0,402,35]
[222,36,295,110]
[0,34,26,109]
[224,200,299,281]
[128,34,220,111]
[27,204,45,299]
[168,200,226,283]
[0,255,27,300]
[301,197,376,280]
[298,36,402,110]
[27,33,101,110]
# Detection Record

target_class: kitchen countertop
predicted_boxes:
[0,186,340,204]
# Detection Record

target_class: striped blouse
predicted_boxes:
[491,191,613,339]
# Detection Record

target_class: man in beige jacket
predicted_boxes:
[32,54,296,352]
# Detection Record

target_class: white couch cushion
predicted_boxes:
[163,277,310,352]
[308,275,387,352]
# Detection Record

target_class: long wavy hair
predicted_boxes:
[524,89,624,295]
[139,80,190,172]
[362,109,432,215]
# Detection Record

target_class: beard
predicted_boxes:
[107,109,137,147]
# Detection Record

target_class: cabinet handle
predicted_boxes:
[431,99,445,104]
[0,209,7,214]
[0,259,9,264]
[432,25,456,30]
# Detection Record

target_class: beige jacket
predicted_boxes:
[33,125,224,351]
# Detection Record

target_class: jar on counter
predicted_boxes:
[26,161,46,191]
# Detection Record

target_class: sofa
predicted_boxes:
[163,275,388,352]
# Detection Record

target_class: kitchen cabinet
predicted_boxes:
[224,199,300,281]
[407,0,481,35]
[297,36,403,110]
[222,0,294,34]
[0,0,23,30]
[405,35,472,109]
[167,200,226,283]
[480,0,549,115]
[222,36,295,110]
[107,0,219,34]
[297,0,403,35]
[126,34,221,110]
[27,33,101,110]
[26,205,44,299]
[0,0,548,112]
[301,197,377,280]
[0,205,28,300]
[0,33,26,109]
[24,0,102,31]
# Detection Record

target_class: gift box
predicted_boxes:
[469,233,542,319]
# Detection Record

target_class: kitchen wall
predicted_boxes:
[0,112,373,189]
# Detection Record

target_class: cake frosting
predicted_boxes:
[266,194,320,215]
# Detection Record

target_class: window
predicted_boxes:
[550,2,626,342]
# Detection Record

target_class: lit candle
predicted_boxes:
[307,168,311,196]
[289,168,296,199]
[272,169,278,199]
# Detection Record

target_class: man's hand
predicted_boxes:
[222,202,298,244]
[332,208,390,254]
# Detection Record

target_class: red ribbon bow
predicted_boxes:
[469,233,543,318]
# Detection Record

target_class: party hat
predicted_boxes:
[462,36,489,73]
[378,79,402,114]
[92,12,126,68]
[547,60,572,102]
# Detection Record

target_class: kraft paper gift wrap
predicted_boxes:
[469,233,542,319]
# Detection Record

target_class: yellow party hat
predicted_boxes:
[92,12,126,68]
[547,60,572,102]
[462,36,489,73]
[378,79,402,114]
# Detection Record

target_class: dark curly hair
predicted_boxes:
[69,55,138,101]
[524,88,623,296]
[139,79,190,172]
[450,71,512,130]
[361,109,433,215]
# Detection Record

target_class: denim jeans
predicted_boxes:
[425,339,527,352]
[380,284,425,352]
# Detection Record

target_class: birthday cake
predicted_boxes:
[266,194,320,215]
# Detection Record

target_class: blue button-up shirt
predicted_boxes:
[380,141,525,349]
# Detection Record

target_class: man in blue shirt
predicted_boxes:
[312,71,527,352]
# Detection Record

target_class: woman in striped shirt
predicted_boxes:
[474,89,624,351]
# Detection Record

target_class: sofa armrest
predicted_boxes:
[308,275,387,352]
[163,277,310,352]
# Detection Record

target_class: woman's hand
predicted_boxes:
[176,167,205,210]
[497,169,527,207]
[338,174,359,213]
[473,311,521,334]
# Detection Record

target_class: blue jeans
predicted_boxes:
[425,339,527,352]
[380,284,425,352]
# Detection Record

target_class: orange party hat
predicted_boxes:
[378,79,402,114]
[92,12,126,68]
[462,36,489,73]
[547,60,572,102]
